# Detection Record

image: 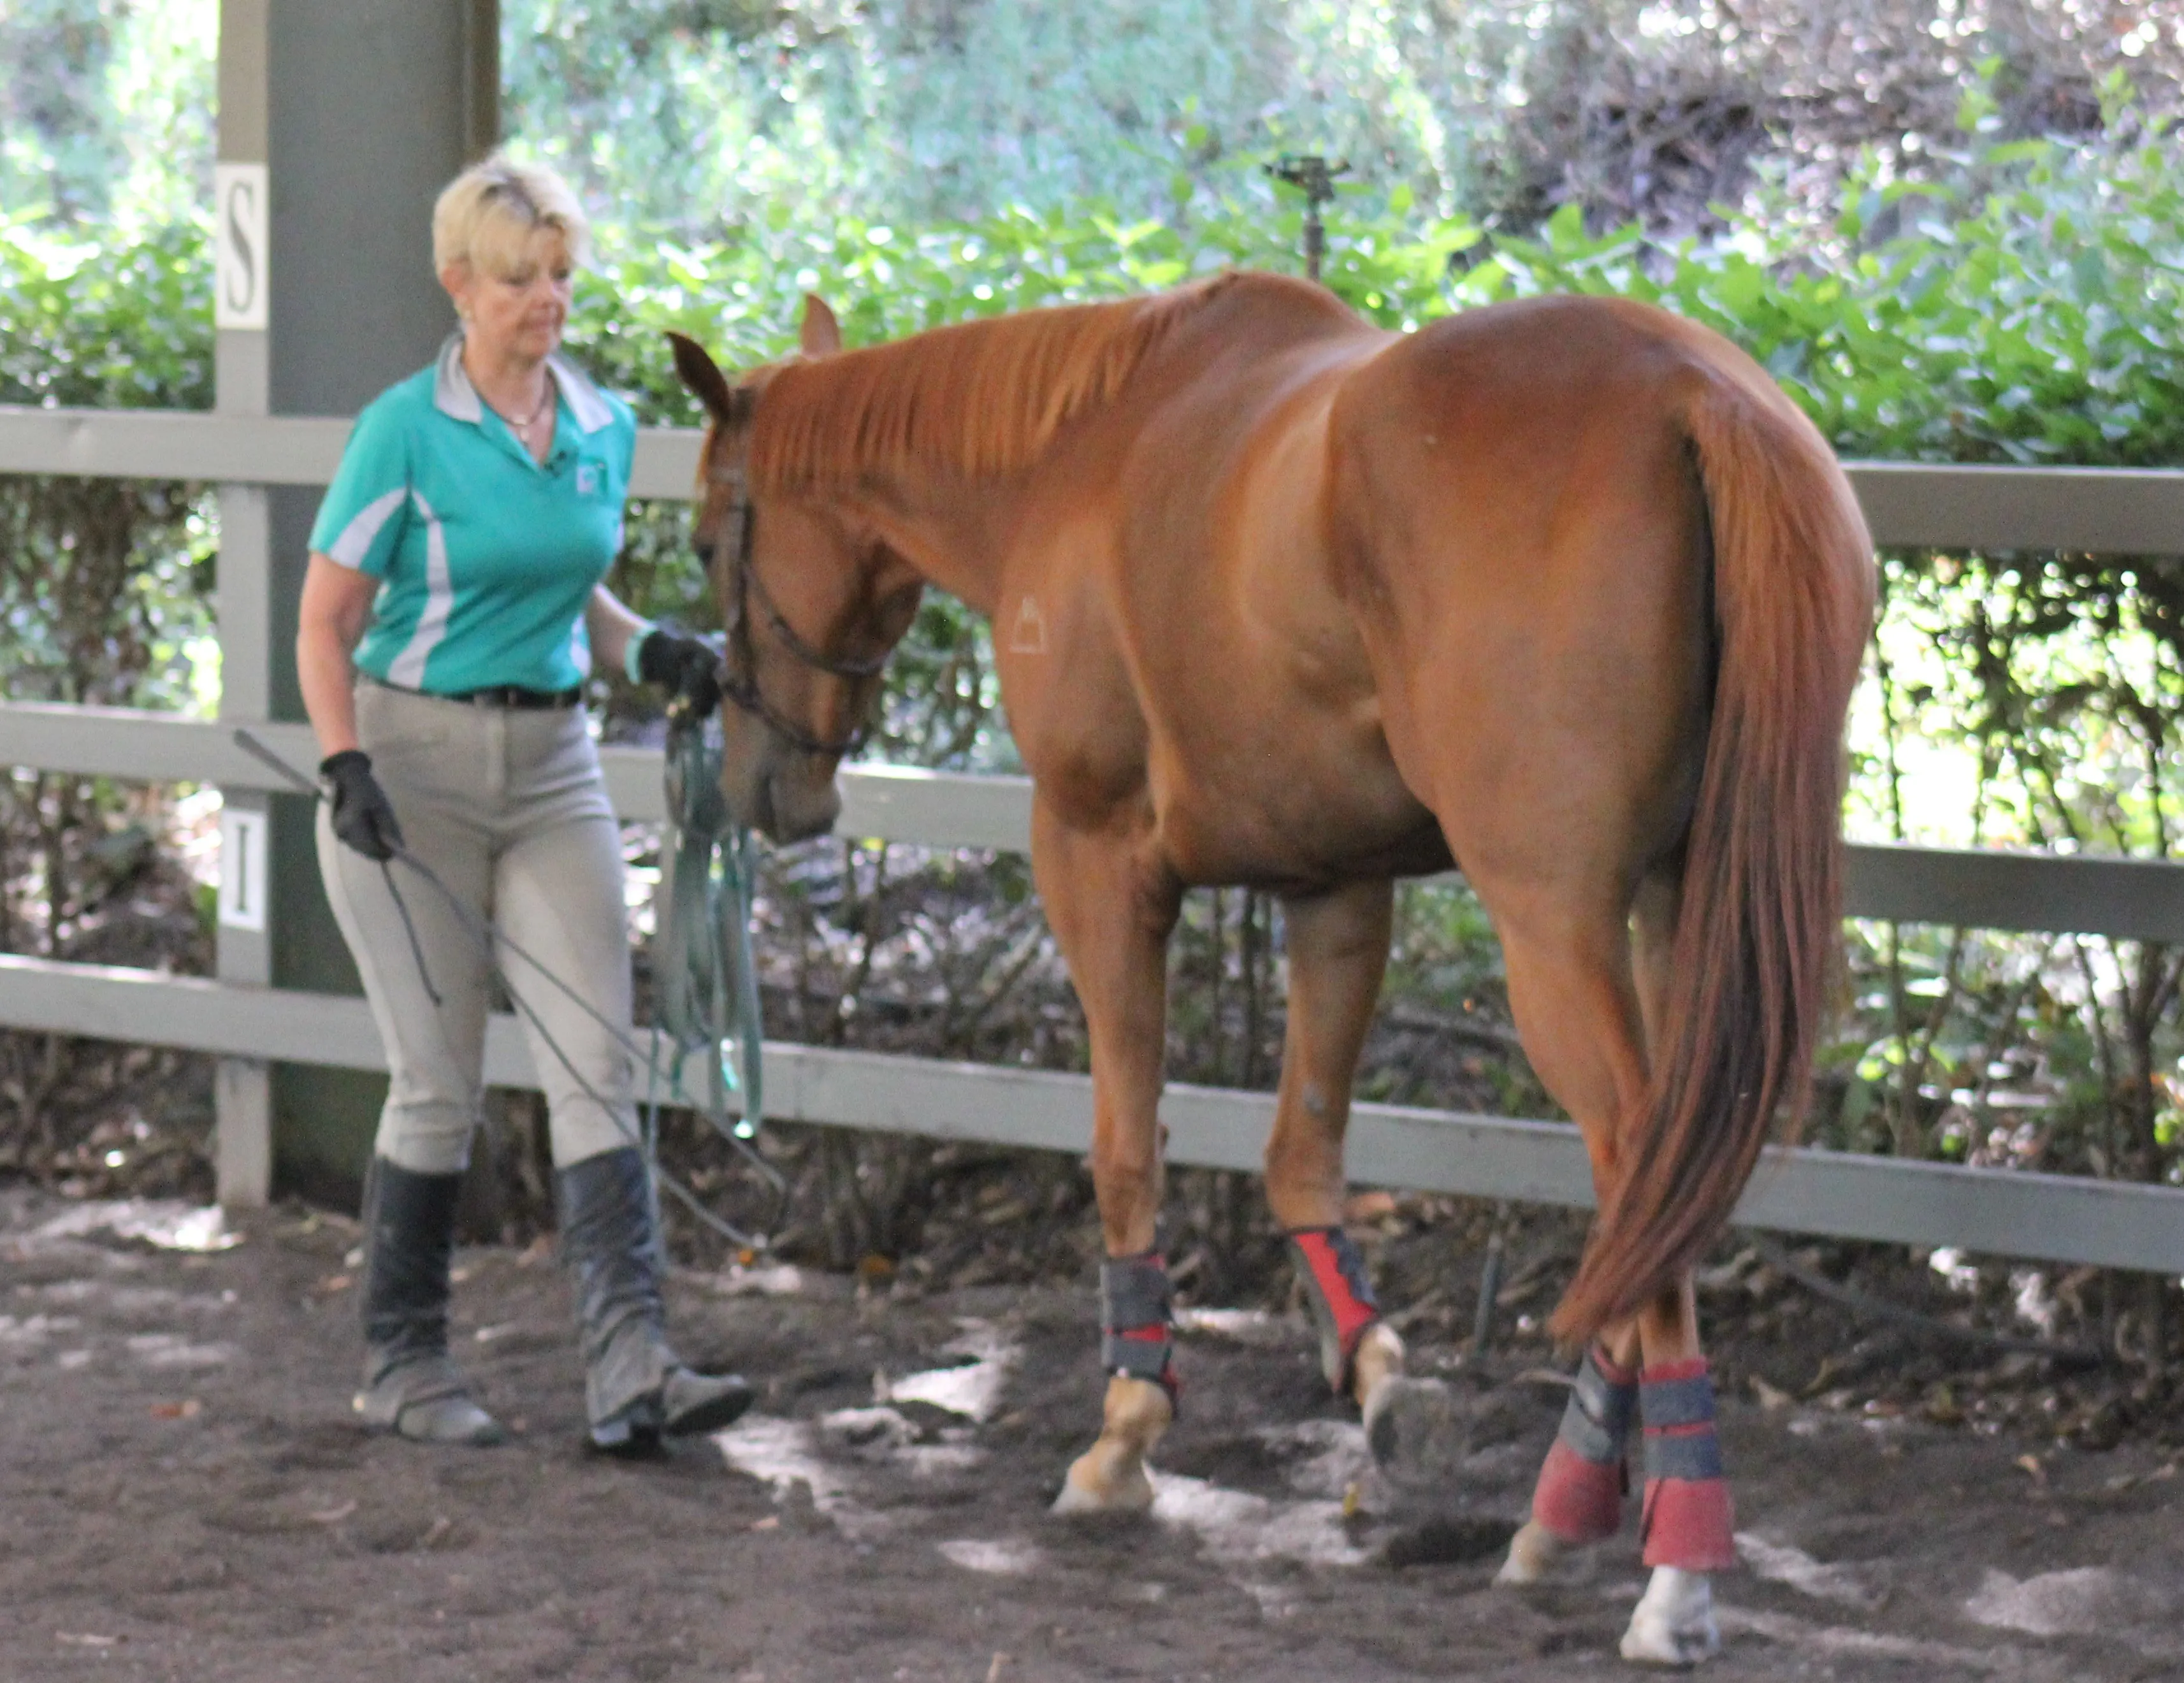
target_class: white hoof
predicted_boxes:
[1352,1321,1407,1415]
[1052,1448,1155,1515]
[1493,1518,1568,1586]
[1619,1568,1720,1667]
[1363,1376,1465,1487]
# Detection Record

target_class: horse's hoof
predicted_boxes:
[1364,1376,1463,1487]
[1618,1568,1720,1667]
[1352,1320,1407,1398]
[1493,1518,1568,1587]
[1052,1450,1155,1516]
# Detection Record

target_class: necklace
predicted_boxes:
[489,377,556,446]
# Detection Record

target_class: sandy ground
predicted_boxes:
[4,1186,2183,1683]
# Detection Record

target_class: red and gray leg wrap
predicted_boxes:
[1528,1343,1638,1545]
[1101,1248,1178,1406]
[1287,1225,1382,1392]
[1638,1357,1736,1571]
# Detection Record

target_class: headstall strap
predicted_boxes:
[702,464,879,760]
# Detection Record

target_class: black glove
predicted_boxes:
[321,749,404,862]
[635,625,723,720]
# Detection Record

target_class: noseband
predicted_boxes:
[705,466,885,760]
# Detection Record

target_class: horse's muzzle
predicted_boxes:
[738,767,841,846]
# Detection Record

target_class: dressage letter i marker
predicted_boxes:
[218,804,269,933]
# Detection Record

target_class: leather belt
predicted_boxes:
[368,676,581,710]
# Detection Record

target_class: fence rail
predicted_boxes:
[6,701,2184,942]
[6,403,2184,1269]
[6,950,2183,1275]
[8,403,2184,549]
[0,405,704,498]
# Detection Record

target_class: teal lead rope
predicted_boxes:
[643,711,783,1248]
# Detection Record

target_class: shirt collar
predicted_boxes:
[433,332,616,435]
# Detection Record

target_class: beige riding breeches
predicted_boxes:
[317,680,640,1175]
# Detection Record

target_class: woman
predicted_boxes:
[298,153,743,1452]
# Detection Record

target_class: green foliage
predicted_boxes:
[0,215,212,408]
[570,108,2184,482]
[0,0,216,234]
[0,214,214,712]
[1454,122,2184,467]
[502,0,1472,238]
[0,210,219,1186]
[570,170,1483,431]
[0,0,128,224]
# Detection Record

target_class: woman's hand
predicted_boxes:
[635,626,724,718]
[586,588,720,716]
[320,750,405,860]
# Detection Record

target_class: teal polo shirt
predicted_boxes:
[309,334,637,695]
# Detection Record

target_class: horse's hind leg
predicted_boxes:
[1499,872,1676,1580]
[1617,1281,1723,1666]
[1486,872,1725,1665]
[1614,873,1725,1665]
[1479,882,1654,1585]
[1260,880,1412,1428]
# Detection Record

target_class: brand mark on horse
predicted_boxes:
[1008,595,1048,656]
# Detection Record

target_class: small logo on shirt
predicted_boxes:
[575,462,603,498]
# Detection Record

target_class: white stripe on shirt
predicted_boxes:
[323,486,409,571]
[385,491,456,688]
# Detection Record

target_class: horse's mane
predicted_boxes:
[747,275,1241,493]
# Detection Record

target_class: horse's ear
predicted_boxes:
[665,331,737,424]
[799,294,843,357]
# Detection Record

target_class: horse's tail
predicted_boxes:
[1551,362,1875,1345]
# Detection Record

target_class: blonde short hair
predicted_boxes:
[431,152,591,280]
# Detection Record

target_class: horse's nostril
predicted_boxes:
[693,540,715,566]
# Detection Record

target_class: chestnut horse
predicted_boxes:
[667,271,1872,1665]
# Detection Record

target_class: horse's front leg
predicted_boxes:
[1261,880,1412,1427]
[1027,802,1184,1516]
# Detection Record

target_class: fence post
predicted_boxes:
[208,0,502,1210]
[212,0,273,1208]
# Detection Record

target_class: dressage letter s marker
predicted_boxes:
[225,184,254,315]
[213,163,270,332]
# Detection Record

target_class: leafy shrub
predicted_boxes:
[0,213,218,1190]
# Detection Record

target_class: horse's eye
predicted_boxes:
[693,536,716,566]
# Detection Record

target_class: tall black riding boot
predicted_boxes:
[556,1146,754,1452]
[353,1155,508,1446]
